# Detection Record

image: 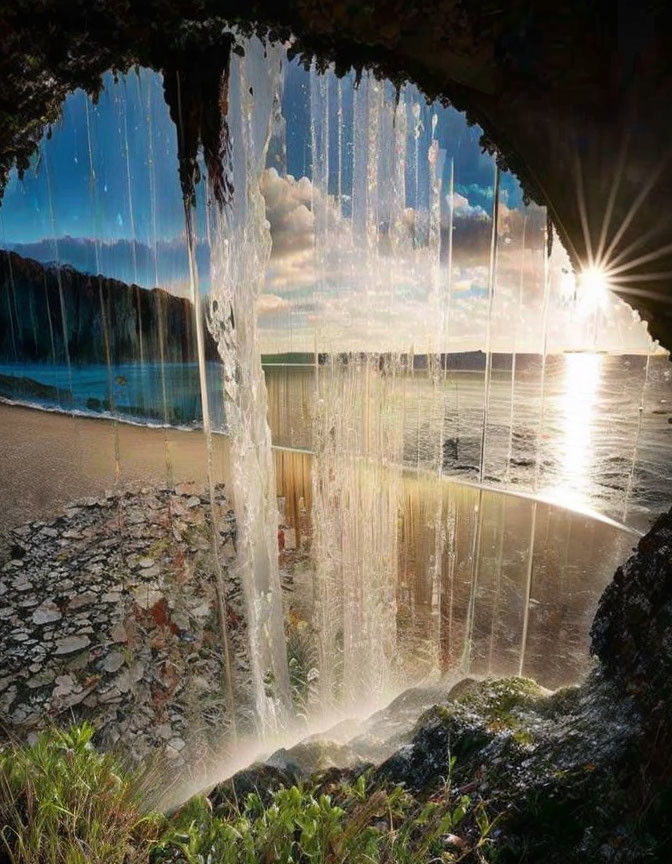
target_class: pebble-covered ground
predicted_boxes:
[0,483,254,771]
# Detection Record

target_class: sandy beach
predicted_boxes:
[0,403,231,537]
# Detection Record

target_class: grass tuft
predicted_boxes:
[0,723,163,864]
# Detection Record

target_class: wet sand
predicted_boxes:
[0,403,231,537]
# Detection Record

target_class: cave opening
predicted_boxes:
[1,17,672,863]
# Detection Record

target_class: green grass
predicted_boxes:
[0,724,163,864]
[1,726,498,863]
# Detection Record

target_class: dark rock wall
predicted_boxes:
[591,507,672,802]
[0,250,219,365]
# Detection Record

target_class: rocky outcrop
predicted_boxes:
[0,250,219,365]
[591,507,672,711]
[211,511,672,861]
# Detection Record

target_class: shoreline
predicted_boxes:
[0,402,230,539]
[0,398,641,539]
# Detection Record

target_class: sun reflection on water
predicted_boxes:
[542,352,603,512]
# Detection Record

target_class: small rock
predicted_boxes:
[102,652,125,674]
[52,675,76,697]
[168,737,186,752]
[110,622,128,643]
[32,600,62,625]
[114,670,131,693]
[191,602,211,619]
[138,557,155,569]
[98,687,122,704]
[132,587,163,610]
[27,670,56,689]
[69,593,96,610]
[54,635,90,655]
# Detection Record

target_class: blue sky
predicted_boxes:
[0,59,516,252]
[0,46,651,353]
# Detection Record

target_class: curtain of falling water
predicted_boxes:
[84,99,121,483]
[0,41,661,729]
[206,39,292,731]
[309,73,406,708]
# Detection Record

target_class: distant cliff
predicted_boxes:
[0,250,220,365]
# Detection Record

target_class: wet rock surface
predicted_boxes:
[591,506,672,713]
[0,483,249,767]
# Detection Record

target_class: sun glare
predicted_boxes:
[577,266,611,315]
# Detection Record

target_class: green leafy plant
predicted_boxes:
[153,766,496,863]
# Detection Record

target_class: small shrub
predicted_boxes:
[153,766,496,863]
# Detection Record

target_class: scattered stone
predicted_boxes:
[27,670,56,689]
[132,587,163,610]
[101,652,125,673]
[69,592,97,609]
[54,635,90,655]
[110,622,128,643]
[52,675,76,697]
[114,670,131,693]
[32,600,62,625]
[0,482,248,768]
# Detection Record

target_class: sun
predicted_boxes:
[577,265,610,315]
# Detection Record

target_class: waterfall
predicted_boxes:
[206,39,291,731]
[0,35,662,749]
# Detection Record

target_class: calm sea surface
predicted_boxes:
[1,353,670,531]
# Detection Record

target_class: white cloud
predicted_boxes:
[446,192,490,221]
[256,169,652,356]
